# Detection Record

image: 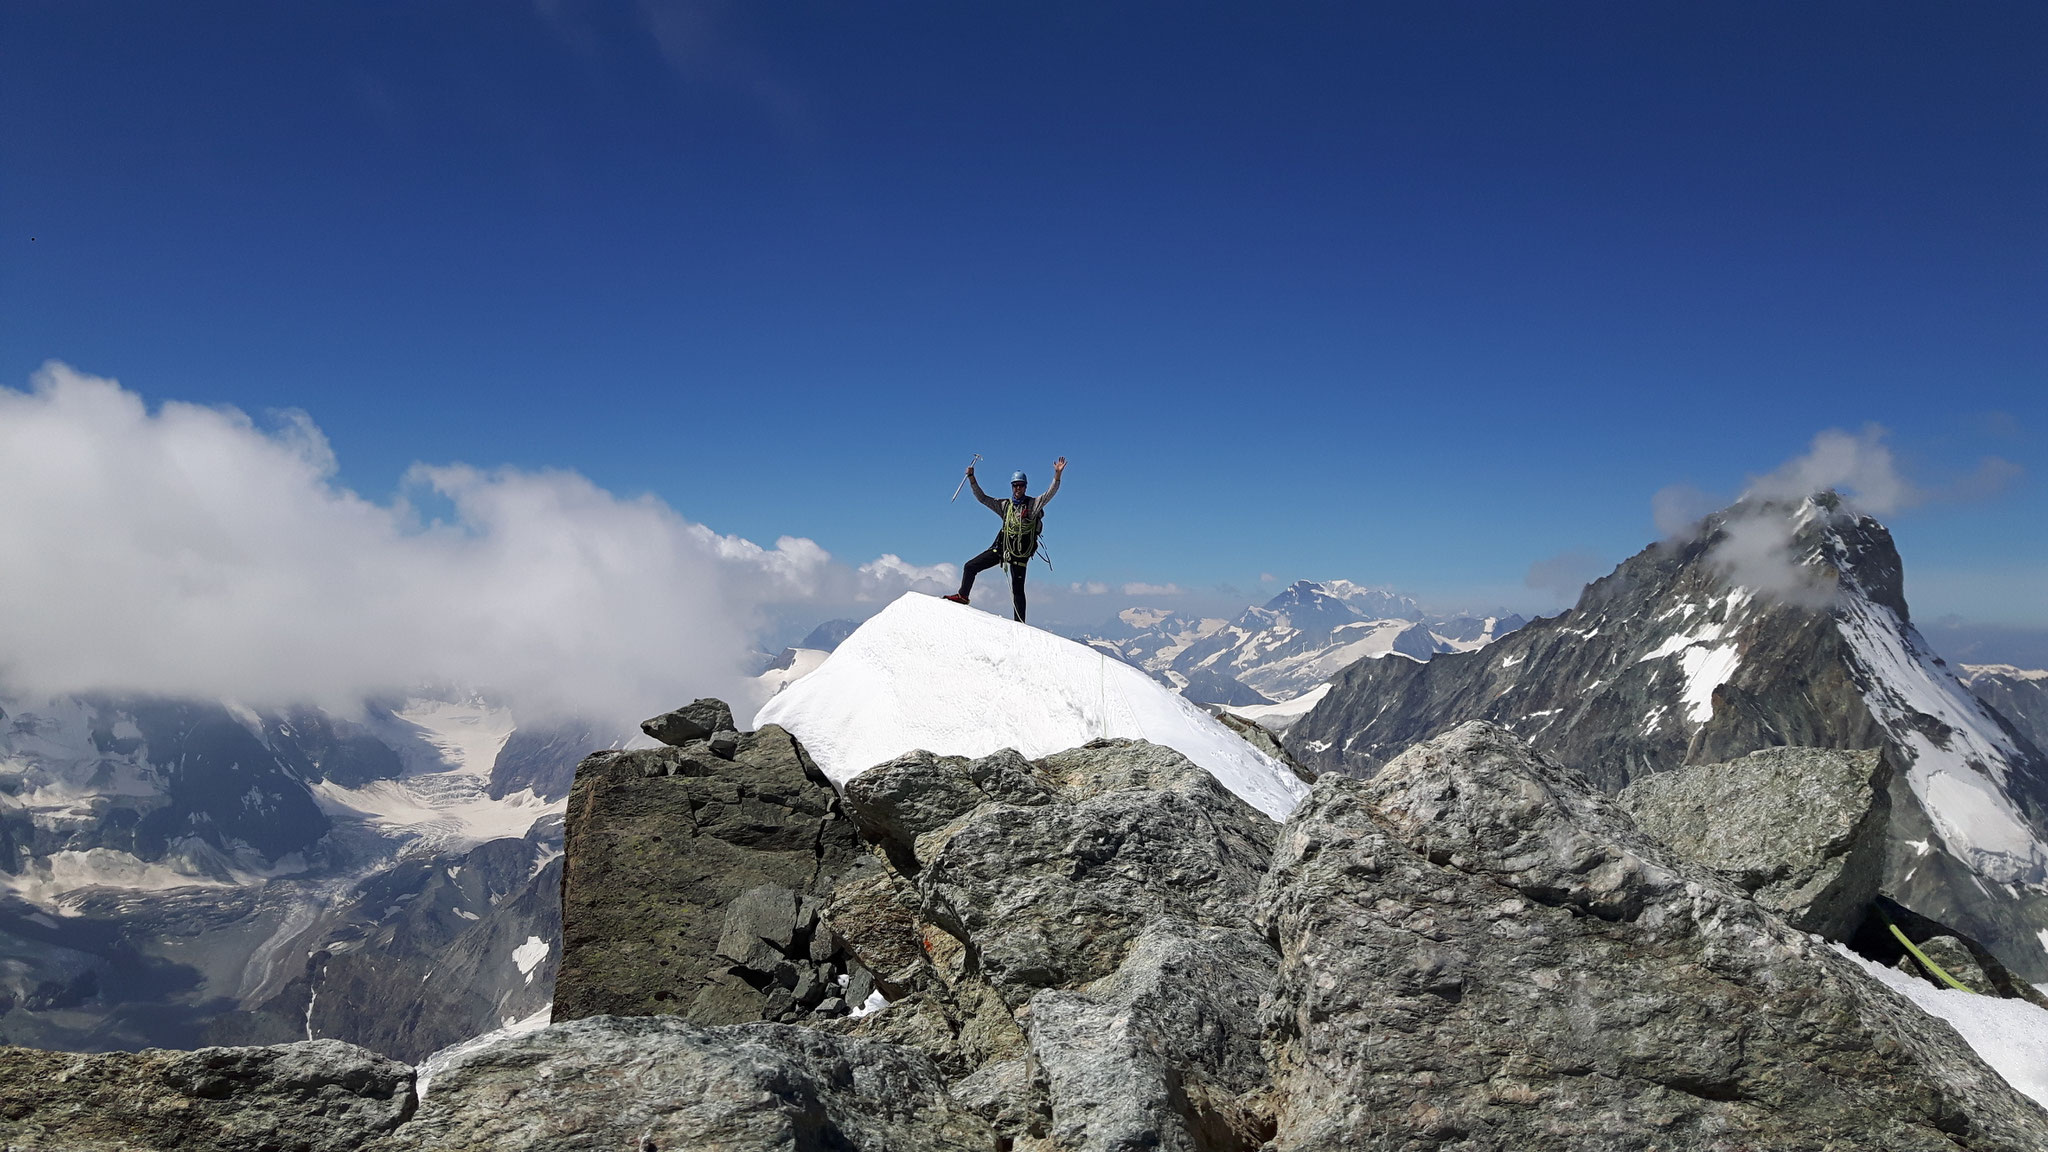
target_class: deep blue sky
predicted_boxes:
[5,2,2044,626]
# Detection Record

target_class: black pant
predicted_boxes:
[959,545,1028,622]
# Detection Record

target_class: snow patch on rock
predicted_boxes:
[512,934,549,983]
[755,593,1310,821]
[1835,944,2048,1108]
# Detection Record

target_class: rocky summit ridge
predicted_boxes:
[9,698,2048,1150]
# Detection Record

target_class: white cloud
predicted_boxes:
[1704,509,1834,608]
[1121,582,1183,596]
[1744,425,1912,514]
[1069,581,1110,595]
[0,364,944,723]
[1651,484,1718,538]
[857,554,956,593]
[1688,425,2019,609]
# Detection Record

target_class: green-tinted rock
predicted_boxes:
[553,721,862,1024]
[1619,745,1887,939]
[0,1039,413,1152]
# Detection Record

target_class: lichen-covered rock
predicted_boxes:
[553,720,864,1024]
[372,1016,994,1151]
[0,1039,414,1152]
[917,739,1276,1005]
[822,858,936,999]
[638,698,736,747]
[830,738,1281,1151]
[1215,710,1316,784]
[1025,922,1274,1152]
[1258,721,2048,1151]
[1619,745,1888,938]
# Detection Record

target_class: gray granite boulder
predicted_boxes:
[915,739,1276,1005]
[553,721,865,1025]
[372,1015,993,1151]
[1258,721,2048,1151]
[1024,921,1274,1152]
[0,1039,413,1152]
[638,698,736,747]
[1619,745,1889,939]
[830,738,1282,1151]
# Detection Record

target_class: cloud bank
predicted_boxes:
[1656,425,2021,609]
[0,364,953,721]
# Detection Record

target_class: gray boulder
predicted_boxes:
[0,1039,413,1152]
[553,722,864,1024]
[373,1015,994,1151]
[638,698,736,747]
[1215,709,1317,783]
[1025,922,1274,1152]
[1258,721,2048,1150]
[843,749,989,869]
[833,738,1281,1151]
[1619,745,1889,939]
[916,739,1277,1004]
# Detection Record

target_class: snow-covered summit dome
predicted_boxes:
[753,593,1310,821]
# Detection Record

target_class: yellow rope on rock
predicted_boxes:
[1879,908,1976,994]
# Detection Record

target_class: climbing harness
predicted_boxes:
[1000,499,1045,566]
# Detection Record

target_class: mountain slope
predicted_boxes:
[1287,493,2048,977]
[0,692,582,1059]
[1085,580,1524,705]
[1965,666,2048,758]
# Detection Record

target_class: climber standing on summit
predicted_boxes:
[944,457,1065,623]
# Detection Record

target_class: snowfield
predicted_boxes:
[1836,944,2048,1109]
[1833,581,2048,885]
[308,697,554,855]
[755,593,1311,821]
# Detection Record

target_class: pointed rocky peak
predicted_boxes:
[1247,581,1341,631]
[1286,490,2048,978]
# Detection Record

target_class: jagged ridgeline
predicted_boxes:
[10,581,2048,1150]
[1289,492,2048,980]
[14,712,2047,1149]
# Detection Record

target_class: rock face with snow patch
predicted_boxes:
[1290,493,2048,978]
[1259,722,2048,1150]
[0,690,571,1059]
[274,829,565,1062]
[0,1037,415,1151]
[1618,745,1888,939]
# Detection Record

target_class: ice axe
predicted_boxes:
[949,453,984,502]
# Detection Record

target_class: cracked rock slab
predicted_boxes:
[1258,721,2048,1151]
[1620,745,1888,939]
[370,1016,994,1152]
[0,1039,414,1152]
